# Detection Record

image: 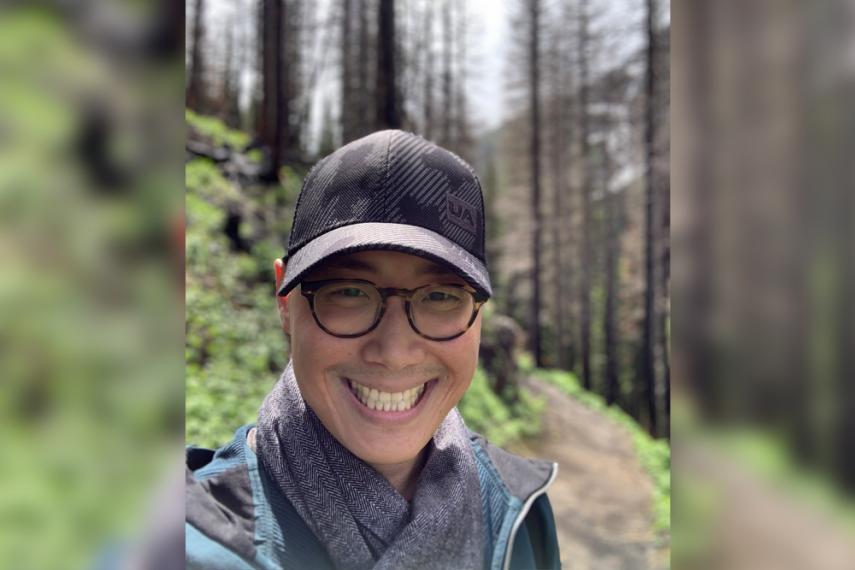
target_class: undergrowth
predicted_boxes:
[186,109,250,149]
[458,368,545,448]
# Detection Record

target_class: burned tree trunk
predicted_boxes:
[376,0,400,128]
[186,0,207,112]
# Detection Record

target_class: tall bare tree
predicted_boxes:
[186,0,207,112]
[578,0,593,389]
[357,0,374,134]
[423,0,435,139]
[257,0,303,171]
[640,0,659,435]
[376,0,400,128]
[441,0,453,146]
[259,0,285,175]
[454,0,471,158]
[604,185,621,405]
[656,22,671,438]
[341,0,355,142]
[282,0,303,155]
[528,0,544,366]
[547,0,573,370]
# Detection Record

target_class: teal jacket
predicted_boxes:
[187,424,561,570]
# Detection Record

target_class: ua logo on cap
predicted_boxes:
[447,194,477,234]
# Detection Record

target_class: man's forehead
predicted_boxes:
[318,251,459,277]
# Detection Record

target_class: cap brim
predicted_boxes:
[278,222,492,298]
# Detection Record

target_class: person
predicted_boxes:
[186,130,560,569]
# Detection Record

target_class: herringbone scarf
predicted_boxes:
[256,362,484,570]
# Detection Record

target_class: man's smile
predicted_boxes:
[346,377,430,412]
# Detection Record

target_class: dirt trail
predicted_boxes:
[505,378,669,570]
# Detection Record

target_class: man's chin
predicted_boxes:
[345,436,428,468]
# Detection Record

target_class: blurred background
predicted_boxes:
[2,0,853,568]
[0,0,185,569]
[184,0,671,567]
[672,2,855,569]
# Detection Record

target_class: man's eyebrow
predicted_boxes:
[415,262,458,277]
[324,257,375,271]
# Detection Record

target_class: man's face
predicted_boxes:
[276,250,482,468]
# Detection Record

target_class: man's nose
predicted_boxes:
[360,297,426,370]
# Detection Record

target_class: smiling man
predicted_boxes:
[186,130,560,570]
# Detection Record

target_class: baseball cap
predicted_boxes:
[277,130,492,298]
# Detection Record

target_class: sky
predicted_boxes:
[466,0,509,131]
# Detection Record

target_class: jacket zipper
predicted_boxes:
[501,462,559,570]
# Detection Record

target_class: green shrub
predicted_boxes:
[186,109,249,149]
[185,154,291,448]
[458,368,545,447]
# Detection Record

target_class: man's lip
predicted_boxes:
[342,376,434,392]
[341,377,437,418]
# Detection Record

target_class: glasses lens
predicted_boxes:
[314,281,381,336]
[411,285,475,339]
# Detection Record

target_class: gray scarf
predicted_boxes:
[256,362,484,570]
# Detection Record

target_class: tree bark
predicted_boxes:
[604,188,621,406]
[441,0,453,147]
[529,0,543,367]
[341,0,355,142]
[578,0,593,390]
[186,0,207,112]
[259,0,285,176]
[549,4,570,370]
[376,0,400,128]
[641,0,659,436]
[423,0,434,139]
[454,0,469,157]
[357,0,372,135]
[282,0,302,156]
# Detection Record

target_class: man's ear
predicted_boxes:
[274,258,291,335]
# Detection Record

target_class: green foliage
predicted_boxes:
[458,368,545,447]
[186,108,250,149]
[517,352,535,374]
[0,10,183,569]
[531,365,671,533]
[185,148,297,448]
[671,476,720,567]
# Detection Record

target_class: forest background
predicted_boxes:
[185,0,670,568]
[184,0,672,446]
[184,0,672,566]
[2,1,854,569]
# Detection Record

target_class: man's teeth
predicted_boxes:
[348,379,427,412]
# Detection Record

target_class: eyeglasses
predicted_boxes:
[298,279,488,341]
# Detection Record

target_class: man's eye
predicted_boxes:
[422,288,466,307]
[332,287,367,298]
[427,291,456,302]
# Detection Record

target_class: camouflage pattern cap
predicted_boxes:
[277,130,492,298]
